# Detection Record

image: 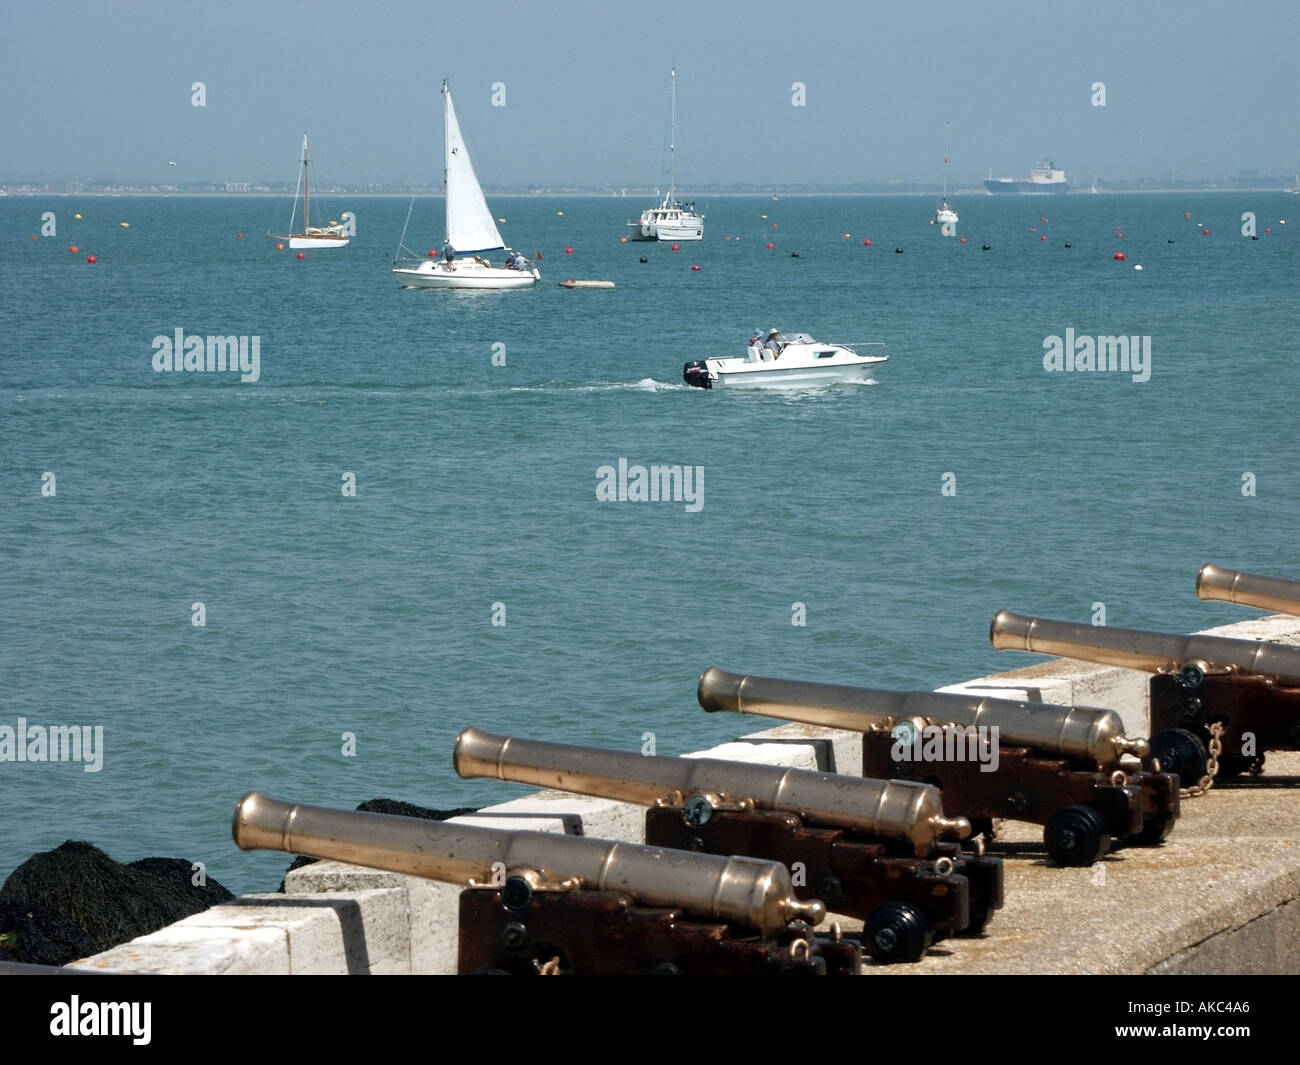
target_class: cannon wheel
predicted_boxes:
[1148,728,1208,785]
[1044,805,1111,867]
[862,902,931,964]
[1129,811,1176,847]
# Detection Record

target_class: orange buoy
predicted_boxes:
[1029,227,1037,233]
[724,235,731,240]
[1184,212,1191,219]
[276,242,285,250]
[771,223,778,228]
[765,242,774,249]
[691,264,701,271]
[620,236,628,243]
[68,245,78,253]
[1265,226,1272,234]
[86,255,97,263]
[296,252,305,259]
[1113,251,1126,261]
[31,235,38,241]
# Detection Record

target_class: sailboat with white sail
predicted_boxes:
[627,69,704,241]
[392,80,539,289]
[270,134,349,249]
[935,123,958,226]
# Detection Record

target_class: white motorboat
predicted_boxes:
[935,122,958,226]
[270,134,350,249]
[683,333,889,389]
[627,69,705,242]
[392,80,539,289]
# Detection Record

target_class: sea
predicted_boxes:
[1,191,1297,895]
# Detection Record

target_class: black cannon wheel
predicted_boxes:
[1044,805,1111,866]
[1129,811,1176,847]
[1149,728,1209,785]
[862,902,931,964]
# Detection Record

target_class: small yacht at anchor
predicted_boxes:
[683,331,889,389]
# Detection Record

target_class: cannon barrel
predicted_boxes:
[990,609,1300,687]
[454,727,968,855]
[1197,563,1300,617]
[232,791,821,936]
[698,666,1147,770]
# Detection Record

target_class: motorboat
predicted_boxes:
[683,333,888,389]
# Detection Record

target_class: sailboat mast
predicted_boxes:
[302,134,310,231]
[667,68,677,206]
[442,80,452,246]
[943,122,950,201]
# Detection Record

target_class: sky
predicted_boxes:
[1,0,1297,187]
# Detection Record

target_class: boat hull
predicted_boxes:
[626,212,705,241]
[711,360,885,387]
[287,235,350,249]
[393,259,539,289]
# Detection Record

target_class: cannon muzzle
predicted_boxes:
[990,609,1300,688]
[454,727,968,854]
[1197,563,1300,617]
[698,665,1147,769]
[232,791,822,936]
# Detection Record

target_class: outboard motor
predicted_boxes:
[683,360,712,389]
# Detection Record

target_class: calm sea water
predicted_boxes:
[1,192,1297,894]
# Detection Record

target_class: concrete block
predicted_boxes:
[75,925,290,975]
[683,740,820,771]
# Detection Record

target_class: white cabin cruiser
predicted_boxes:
[683,333,889,389]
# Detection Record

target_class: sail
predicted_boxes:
[443,83,506,253]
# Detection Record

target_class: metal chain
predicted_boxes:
[1181,721,1224,799]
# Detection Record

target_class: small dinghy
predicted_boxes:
[558,280,615,289]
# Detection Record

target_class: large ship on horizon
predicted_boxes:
[984,161,1068,194]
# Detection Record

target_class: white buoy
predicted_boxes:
[1134,264,1143,271]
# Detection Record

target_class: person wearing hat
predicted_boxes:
[747,329,765,362]
[764,328,784,359]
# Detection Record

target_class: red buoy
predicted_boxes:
[771,223,778,228]
[1040,234,1047,241]
[863,239,872,246]
[669,244,679,251]
[276,243,285,250]
[564,246,574,254]
[86,255,97,263]
[691,264,701,271]
[1029,227,1037,232]
[1202,228,1211,235]
[619,236,628,243]
[237,232,244,239]
[1040,217,1047,223]
[428,249,436,257]
[1266,226,1272,234]
[765,242,774,249]
[1184,212,1191,219]
[959,237,967,243]
[1113,251,1126,261]
[31,235,38,241]
[296,252,305,259]
[1116,232,1123,239]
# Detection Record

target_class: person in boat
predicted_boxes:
[748,329,764,362]
[764,328,784,359]
[507,250,528,271]
[443,243,456,265]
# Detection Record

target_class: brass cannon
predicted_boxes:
[1197,563,1300,617]
[698,666,1179,867]
[991,608,1300,783]
[232,792,858,975]
[454,727,1003,963]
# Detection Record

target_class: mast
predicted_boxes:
[666,68,677,208]
[442,79,451,246]
[301,134,310,231]
[942,122,950,203]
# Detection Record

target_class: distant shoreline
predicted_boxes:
[3,188,1295,199]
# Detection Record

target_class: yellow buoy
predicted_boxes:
[557,211,564,216]
[497,218,506,223]
[120,222,130,228]
[74,213,83,220]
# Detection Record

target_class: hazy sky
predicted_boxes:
[2,0,1296,186]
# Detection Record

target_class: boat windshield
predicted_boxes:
[779,333,816,345]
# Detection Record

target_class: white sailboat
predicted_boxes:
[627,69,705,242]
[392,80,538,289]
[270,134,349,249]
[935,123,958,226]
